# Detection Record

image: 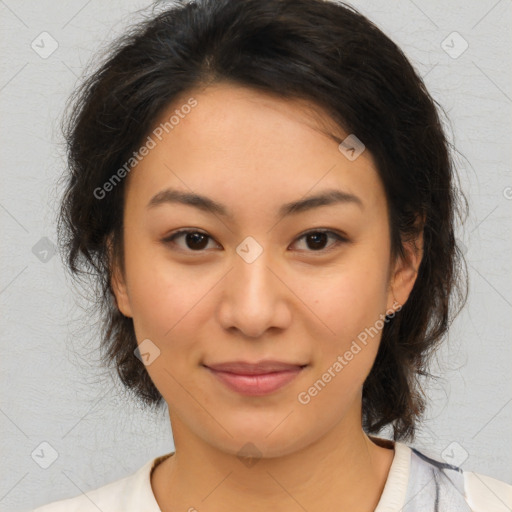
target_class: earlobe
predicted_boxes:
[107,235,133,318]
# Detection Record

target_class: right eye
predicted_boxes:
[161,229,221,252]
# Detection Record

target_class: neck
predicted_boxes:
[152,412,395,512]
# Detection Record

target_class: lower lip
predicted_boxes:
[206,367,304,396]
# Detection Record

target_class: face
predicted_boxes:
[111,82,420,458]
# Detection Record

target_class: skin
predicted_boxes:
[110,82,423,511]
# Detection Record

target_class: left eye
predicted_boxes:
[293,230,347,252]
[162,229,346,253]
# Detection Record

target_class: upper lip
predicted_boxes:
[204,360,307,375]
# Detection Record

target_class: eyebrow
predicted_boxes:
[146,187,363,218]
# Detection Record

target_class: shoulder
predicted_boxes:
[29,454,171,512]
[408,445,512,512]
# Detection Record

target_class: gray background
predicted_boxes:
[1,0,511,510]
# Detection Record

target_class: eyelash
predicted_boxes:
[161,229,348,254]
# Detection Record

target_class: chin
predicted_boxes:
[201,420,313,461]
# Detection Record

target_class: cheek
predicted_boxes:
[123,243,219,378]
[315,266,388,334]
[298,281,386,410]
[303,256,390,373]
[122,229,189,321]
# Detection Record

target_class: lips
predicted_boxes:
[203,360,307,396]
[204,360,307,375]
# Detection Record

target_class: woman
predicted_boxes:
[32,0,511,510]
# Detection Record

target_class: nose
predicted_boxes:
[216,242,292,339]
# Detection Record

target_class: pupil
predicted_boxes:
[308,232,327,250]
[187,232,208,250]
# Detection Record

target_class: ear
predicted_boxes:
[107,234,133,318]
[387,219,424,311]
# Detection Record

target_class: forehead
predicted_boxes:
[124,82,385,216]
[153,82,348,157]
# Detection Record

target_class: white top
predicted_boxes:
[30,441,512,512]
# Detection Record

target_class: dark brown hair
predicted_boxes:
[57,0,468,441]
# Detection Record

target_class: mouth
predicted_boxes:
[203,360,308,396]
